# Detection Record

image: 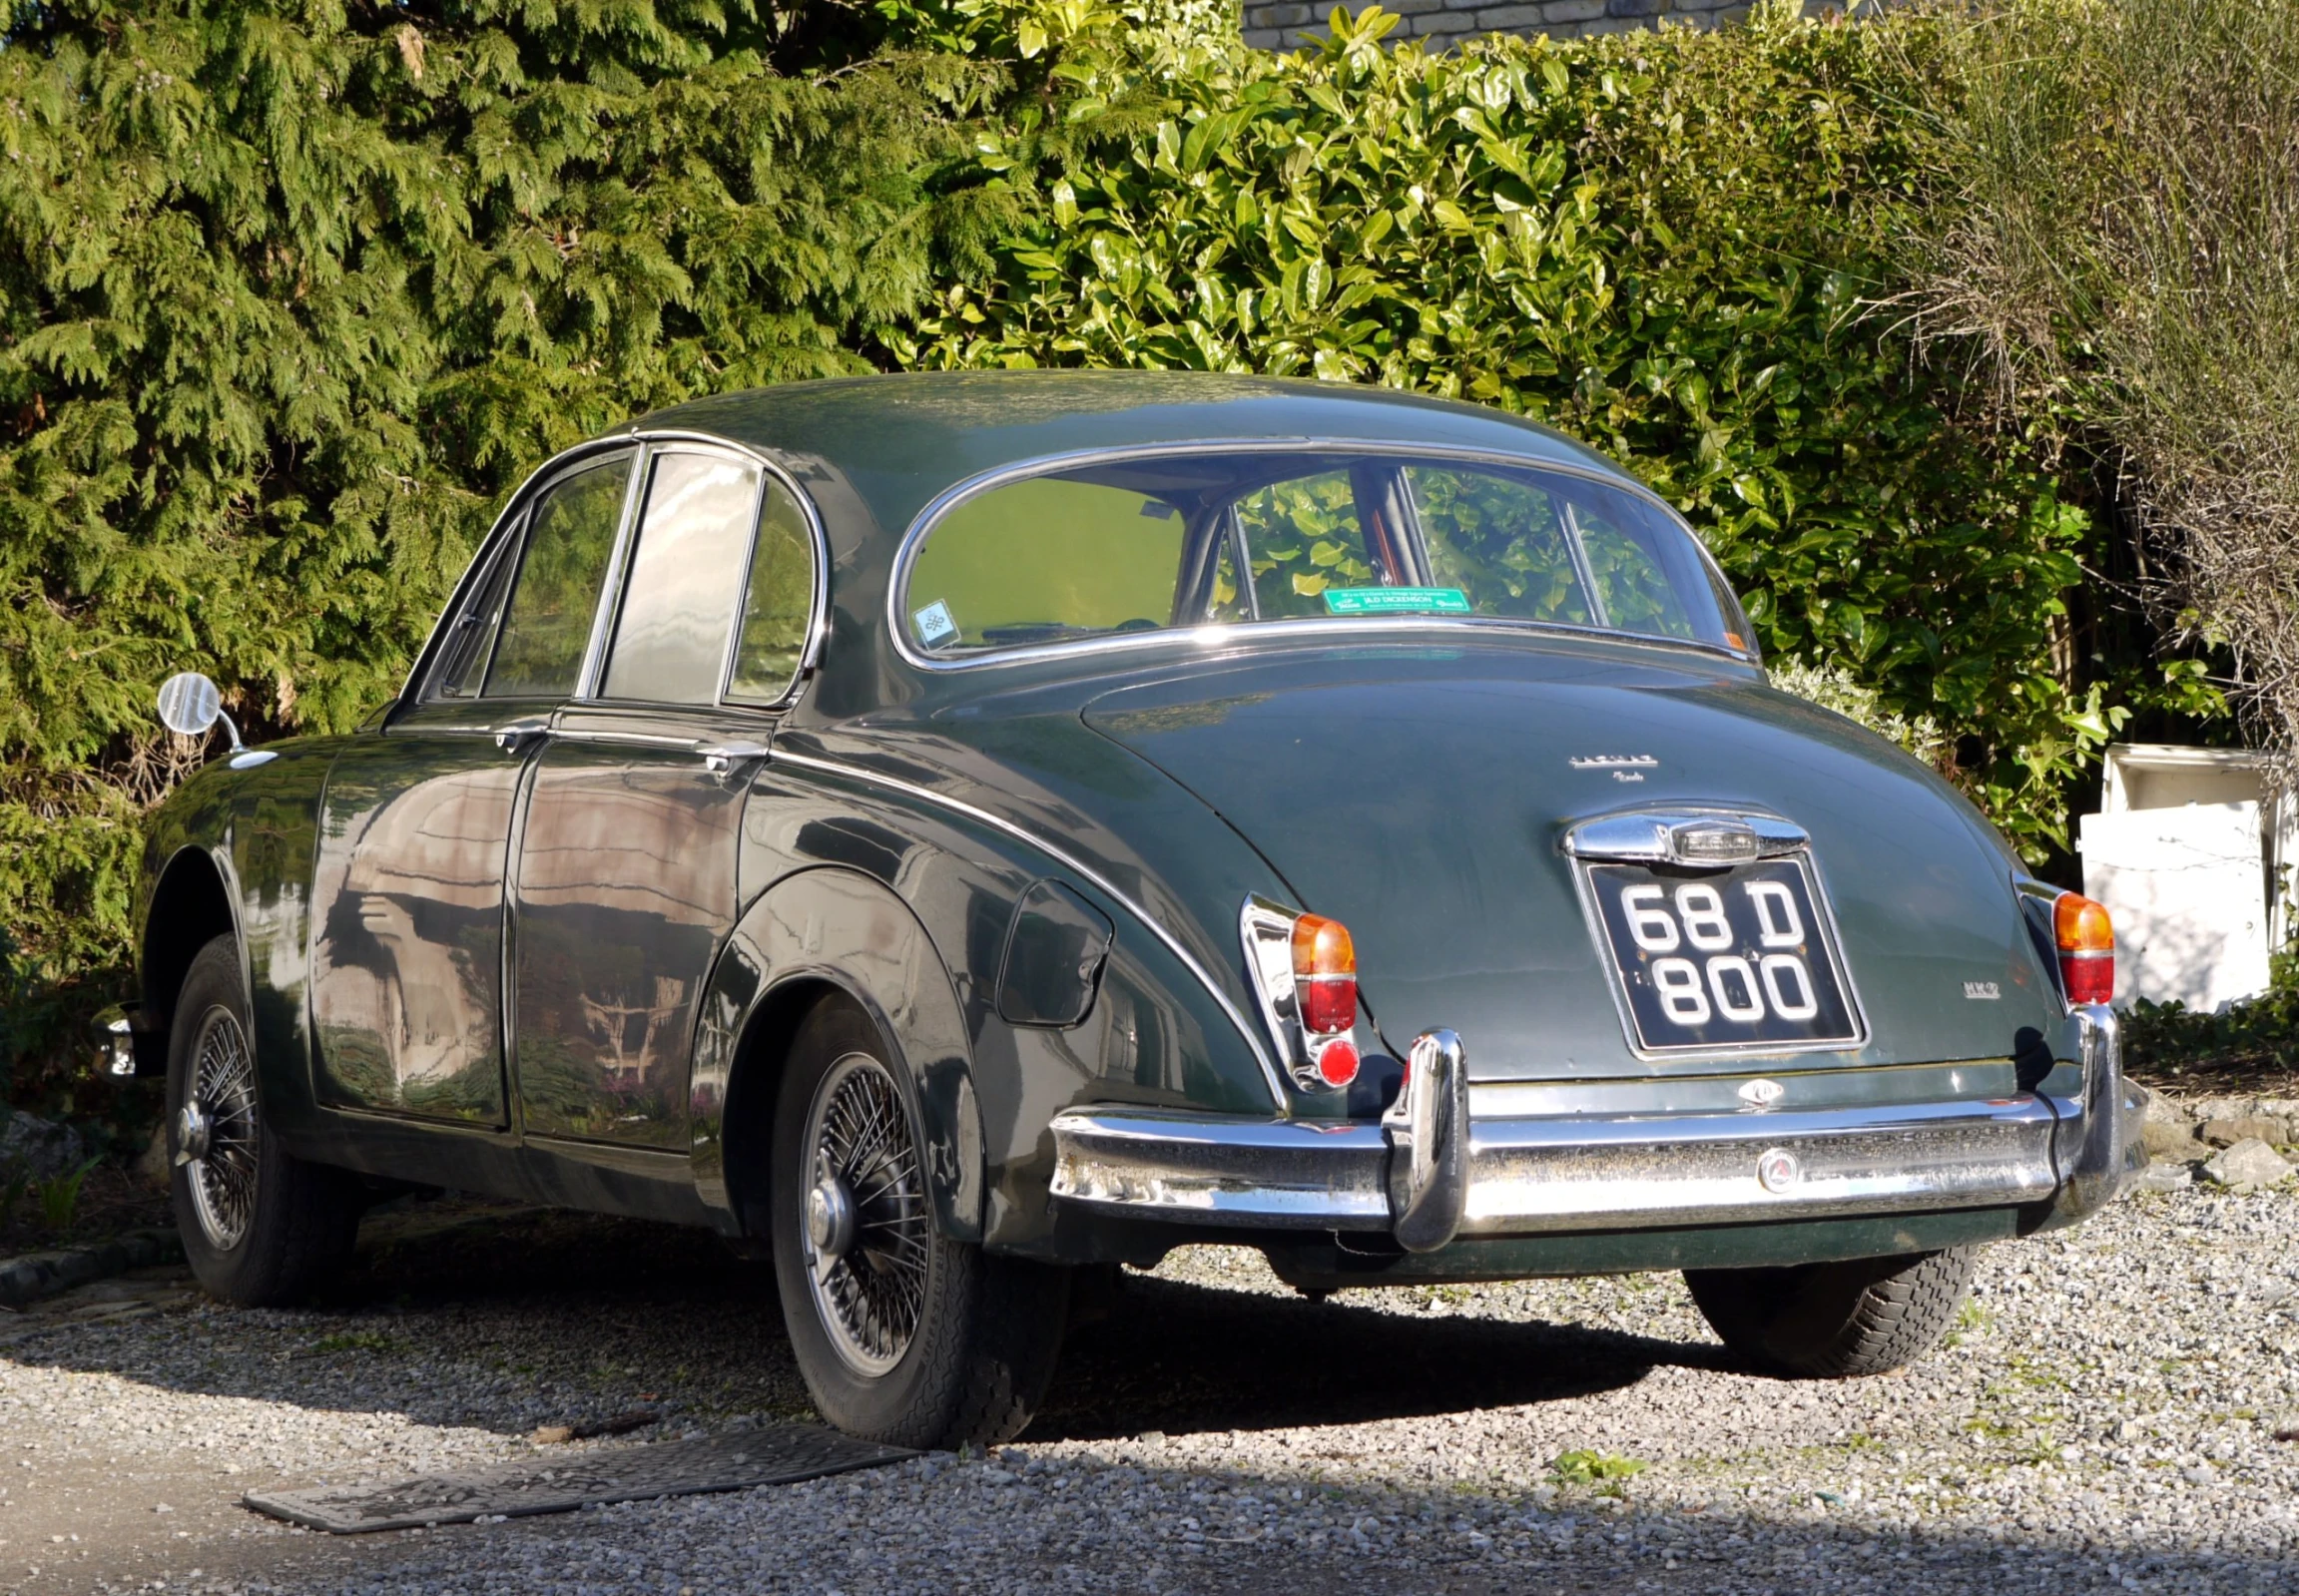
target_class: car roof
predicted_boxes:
[621,370,1637,544]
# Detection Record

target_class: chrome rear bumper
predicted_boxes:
[1048,1007,2143,1252]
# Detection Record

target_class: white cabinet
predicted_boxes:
[2078,745,2289,1010]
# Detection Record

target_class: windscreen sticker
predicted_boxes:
[1322,586,1471,616]
[912,600,959,648]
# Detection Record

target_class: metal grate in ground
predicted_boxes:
[244,1425,912,1534]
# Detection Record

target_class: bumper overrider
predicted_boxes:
[1048,1008,2145,1254]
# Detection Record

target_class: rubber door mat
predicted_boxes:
[244,1425,914,1533]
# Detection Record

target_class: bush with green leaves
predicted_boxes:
[0,0,2211,1115]
[0,0,1005,1110]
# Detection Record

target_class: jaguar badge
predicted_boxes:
[1737,1078,1785,1110]
[1756,1147,1802,1194]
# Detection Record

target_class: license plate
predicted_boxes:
[1582,859,1864,1055]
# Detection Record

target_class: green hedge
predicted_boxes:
[0,0,2194,1115]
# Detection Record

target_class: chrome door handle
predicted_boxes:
[697,739,771,774]
[493,717,550,754]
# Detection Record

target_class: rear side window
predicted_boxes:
[484,455,632,698]
[727,480,818,703]
[904,476,1184,650]
[602,451,763,705]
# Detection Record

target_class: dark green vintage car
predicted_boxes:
[101,372,2144,1446]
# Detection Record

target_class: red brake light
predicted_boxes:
[1291,912,1357,1035]
[2053,891,2113,1006]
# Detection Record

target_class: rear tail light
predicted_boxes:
[1241,899,1364,1092]
[2053,891,2114,1007]
[1291,913,1357,1035]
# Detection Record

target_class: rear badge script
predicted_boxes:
[1964,981,2002,1001]
[1570,754,1656,785]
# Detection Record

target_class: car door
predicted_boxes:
[310,447,639,1125]
[509,444,820,1149]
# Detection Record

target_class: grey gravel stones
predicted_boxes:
[4,1186,2296,1594]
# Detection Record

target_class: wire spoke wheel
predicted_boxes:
[801,1051,930,1376]
[180,1004,261,1252]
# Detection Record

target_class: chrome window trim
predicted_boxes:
[885,438,1762,675]
[1560,805,1873,1064]
[396,430,833,718]
[572,444,655,701]
[771,748,1292,1113]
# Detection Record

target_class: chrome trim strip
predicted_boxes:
[1049,1090,2070,1235]
[884,438,1763,675]
[770,750,1291,1112]
[1562,806,1809,864]
[574,443,654,701]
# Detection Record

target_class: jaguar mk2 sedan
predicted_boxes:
[101,372,2144,1446]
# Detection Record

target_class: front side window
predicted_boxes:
[900,451,1750,658]
[484,454,633,698]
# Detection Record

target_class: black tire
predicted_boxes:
[770,997,1069,1449]
[1684,1247,1977,1378]
[167,935,360,1306]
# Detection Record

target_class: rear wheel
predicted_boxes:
[771,997,1069,1448]
[168,935,360,1306]
[1684,1248,1977,1377]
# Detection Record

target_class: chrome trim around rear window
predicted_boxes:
[885,439,1761,676]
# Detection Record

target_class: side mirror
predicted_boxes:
[156,672,224,738]
[155,671,274,768]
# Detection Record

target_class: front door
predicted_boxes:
[310,447,639,1124]
[509,445,818,1149]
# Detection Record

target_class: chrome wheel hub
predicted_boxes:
[800,1052,930,1377]
[175,1102,213,1164]
[179,1006,260,1252]
[807,1176,857,1258]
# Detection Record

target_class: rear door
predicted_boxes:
[509,445,820,1149]
[310,448,638,1124]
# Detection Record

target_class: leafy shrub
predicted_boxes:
[0,0,1003,1108]
[1901,0,2291,780]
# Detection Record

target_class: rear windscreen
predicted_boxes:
[900,452,1751,658]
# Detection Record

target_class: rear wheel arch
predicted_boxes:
[700,867,985,1249]
[143,846,243,1032]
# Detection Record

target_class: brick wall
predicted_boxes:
[1242,0,1748,50]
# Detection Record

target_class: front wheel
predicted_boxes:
[770,997,1069,1448]
[168,935,360,1306]
[1684,1248,1977,1378]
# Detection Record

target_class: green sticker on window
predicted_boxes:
[1322,586,1472,616]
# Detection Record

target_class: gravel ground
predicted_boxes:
[3,1180,2295,1595]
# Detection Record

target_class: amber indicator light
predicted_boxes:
[2052,891,2113,1006]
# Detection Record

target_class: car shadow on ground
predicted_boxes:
[8,1201,1721,1443]
[1036,1270,1730,1441]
